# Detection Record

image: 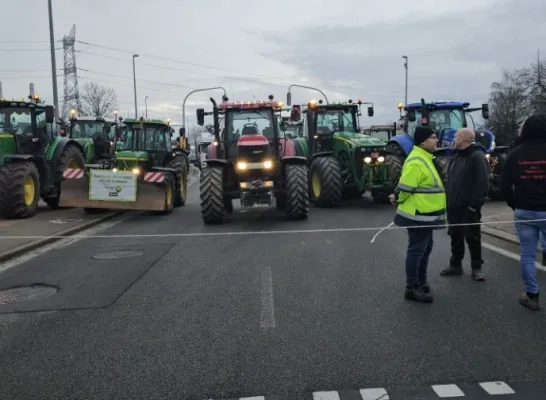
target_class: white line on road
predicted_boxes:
[0,214,130,276]
[482,242,546,272]
[259,265,276,329]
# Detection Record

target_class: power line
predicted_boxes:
[0,48,62,52]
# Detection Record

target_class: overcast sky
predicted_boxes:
[1,0,544,127]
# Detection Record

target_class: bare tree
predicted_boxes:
[80,82,118,118]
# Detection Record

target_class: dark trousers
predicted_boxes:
[447,207,483,269]
[406,227,434,287]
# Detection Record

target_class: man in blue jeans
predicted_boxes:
[501,113,546,310]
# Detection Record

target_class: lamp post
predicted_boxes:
[145,96,149,118]
[132,54,139,118]
[402,55,408,106]
[47,0,59,118]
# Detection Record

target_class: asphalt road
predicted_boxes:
[1,181,546,400]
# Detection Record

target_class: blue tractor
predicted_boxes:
[384,99,506,199]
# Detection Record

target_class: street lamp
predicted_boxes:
[132,54,139,118]
[145,96,149,118]
[402,55,408,106]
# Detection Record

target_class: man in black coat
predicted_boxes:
[440,128,490,280]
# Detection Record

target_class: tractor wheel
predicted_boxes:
[159,175,175,215]
[285,164,309,220]
[488,152,506,200]
[200,166,225,224]
[0,162,40,219]
[44,143,85,209]
[385,154,404,187]
[433,155,450,184]
[309,157,343,207]
[173,155,188,207]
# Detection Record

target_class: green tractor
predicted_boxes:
[286,98,393,205]
[59,117,188,213]
[67,114,120,163]
[0,86,85,219]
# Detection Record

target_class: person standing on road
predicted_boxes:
[501,114,546,310]
[389,126,446,303]
[440,128,489,281]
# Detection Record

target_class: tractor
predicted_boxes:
[362,123,397,142]
[196,95,309,224]
[386,99,499,195]
[59,117,188,213]
[67,114,120,163]
[0,85,86,218]
[286,98,393,205]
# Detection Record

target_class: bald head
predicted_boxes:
[454,128,475,150]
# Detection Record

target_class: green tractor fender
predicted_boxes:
[281,156,307,167]
[4,154,35,163]
[46,137,85,176]
[309,151,333,164]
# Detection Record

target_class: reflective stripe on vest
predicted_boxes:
[396,156,445,194]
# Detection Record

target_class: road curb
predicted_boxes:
[0,211,124,264]
[482,225,519,245]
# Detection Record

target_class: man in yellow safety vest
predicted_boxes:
[389,126,447,303]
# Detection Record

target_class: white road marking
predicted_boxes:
[0,214,130,276]
[479,381,515,395]
[259,265,276,329]
[432,384,465,397]
[482,242,546,272]
[313,391,340,400]
[359,387,390,399]
[239,397,265,400]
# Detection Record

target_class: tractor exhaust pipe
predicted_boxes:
[29,83,35,99]
[0,81,3,98]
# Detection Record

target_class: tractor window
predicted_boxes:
[123,124,169,150]
[0,107,32,134]
[226,109,275,142]
[406,109,465,138]
[315,108,357,134]
[71,121,109,139]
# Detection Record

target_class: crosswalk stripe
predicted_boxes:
[359,387,390,399]
[479,381,516,395]
[313,391,340,400]
[432,384,465,397]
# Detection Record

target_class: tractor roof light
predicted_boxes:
[218,100,284,110]
[397,102,404,110]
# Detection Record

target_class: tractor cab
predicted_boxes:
[68,115,119,163]
[119,118,174,172]
[362,124,397,142]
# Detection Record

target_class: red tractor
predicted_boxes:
[196,95,309,224]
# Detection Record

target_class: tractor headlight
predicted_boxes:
[112,168,118,172]
[485,154,490,159]
[377,156,385,163]
[132,167,141,175]
[236,161,247,170]
[364,157,372,164]
[263,160,273,169]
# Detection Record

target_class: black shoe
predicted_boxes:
[421,283,431,294]
[471,269,486,281]
[440,266,463,276]
[519,292,540,310]
[405,286,433,303]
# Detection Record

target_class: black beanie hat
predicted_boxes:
[414,126,435,146]
[520,114,546,140]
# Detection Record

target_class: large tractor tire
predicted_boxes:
[309,157,343,207]
[385,154,404,188]
[285,164,309,220]
[173,154,188,207]
[200,166,226,224]
[159,175,175,215]
[44,143,85,209]
[488,152,506,201]
[433,155,450,184]
[0,162,40,219]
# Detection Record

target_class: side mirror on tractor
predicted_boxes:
[367,106,374,117]
[481,104,490,120]
[196,108,205,126]
[45,105,55,124]
[407,110,416,122]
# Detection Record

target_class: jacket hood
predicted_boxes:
[456,142,485,156]
[520,114,546,140]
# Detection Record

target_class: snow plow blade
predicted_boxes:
[59,168,167,211]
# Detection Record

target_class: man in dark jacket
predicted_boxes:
[440,128,489,280]
[501,114,546,310]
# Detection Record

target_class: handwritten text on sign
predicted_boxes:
[89,170,137,202]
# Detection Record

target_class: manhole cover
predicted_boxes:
[93,250,144,260]
[0,285,58,305]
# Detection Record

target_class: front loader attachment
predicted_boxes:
[59,168,168,211]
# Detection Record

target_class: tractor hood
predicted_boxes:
[116,150,149,160]
[335,131,386,146]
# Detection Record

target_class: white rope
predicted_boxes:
[0,217,544,240]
